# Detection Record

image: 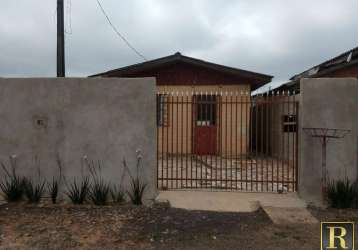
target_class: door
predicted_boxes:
[194,95,217,155]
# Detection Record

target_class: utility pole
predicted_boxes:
[57,0,65,77]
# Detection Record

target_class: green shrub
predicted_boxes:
[327,178,355,209]
[24,178,46,203]
[65,177,90,204]
[0,161,25,202]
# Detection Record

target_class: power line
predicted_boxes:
[95,0,147,61]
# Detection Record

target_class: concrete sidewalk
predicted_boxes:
[157,191,306,212]
[156,191,318,224]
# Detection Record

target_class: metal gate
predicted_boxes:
[157,91,298,192]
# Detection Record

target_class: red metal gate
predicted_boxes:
[157,91,298,192]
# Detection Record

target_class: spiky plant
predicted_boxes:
[327,178,354,209]
[86,160,111,206]
[127,177,147,205]
[65,177,90,204]
[0,159,25,202]
[123,150,147,205]
[110,185,125,203]
[89,180,110,205]
[48,177,60,204]
[23,178,46,203]
[47,156,64,204]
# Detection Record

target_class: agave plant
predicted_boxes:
[327,178,354,209]
[48,177,60,204]
[123,150,147,205]
[0,158,25,202]
[65,177,90,204]
[23,178,46,203]
[110,185,125,203]
[47,156,64,204]
[86,160,111,206]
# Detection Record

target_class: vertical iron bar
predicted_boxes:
[186,92,189,189]
[295,100,299,191]
[266,93,269,192]
[271,92,274,192]
[180,92,184,189]
[281,92,285,191]
[219,93,223,188]
[156,94,159,189]
[225,92,228,189]
[191,94,195,189]
[171,93,174,189]
[166,93,169,189]
[260,95,265,191]
[230,92,233,190]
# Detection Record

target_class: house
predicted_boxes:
[275,46,358,92]
[255,47,358,164]
[91,52,272,157]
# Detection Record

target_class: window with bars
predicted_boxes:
[283,115,297,133]
[196,95,217,126]
[156,94,169,127]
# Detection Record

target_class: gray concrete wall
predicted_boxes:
[0,78,157,202]
[299,78,358,205]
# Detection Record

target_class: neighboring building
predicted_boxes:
[275,46,358,93]
[259,47,358,163]
[91,52,272,156]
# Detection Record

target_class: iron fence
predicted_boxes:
[157,91,298,192]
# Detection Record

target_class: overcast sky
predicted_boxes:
[1,0,358,91]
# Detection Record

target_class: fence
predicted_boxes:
[157,91,298,192]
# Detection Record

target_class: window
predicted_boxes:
[283,115,297,133]
[196,95,216,126]
[157,94,169,126]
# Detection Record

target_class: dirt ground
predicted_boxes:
[0,202,357,250]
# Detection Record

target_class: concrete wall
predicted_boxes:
[0,78,157,201]
[299,78,358,205]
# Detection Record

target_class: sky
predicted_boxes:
[1,0,358,91]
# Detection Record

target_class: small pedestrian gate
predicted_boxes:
[157,91,298,192]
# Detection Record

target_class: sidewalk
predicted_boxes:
[156,191,318,224]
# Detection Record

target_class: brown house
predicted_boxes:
[91,52,272,156]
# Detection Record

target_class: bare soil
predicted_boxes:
[0,202,357,249]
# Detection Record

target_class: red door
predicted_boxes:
[194,95,217,155]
